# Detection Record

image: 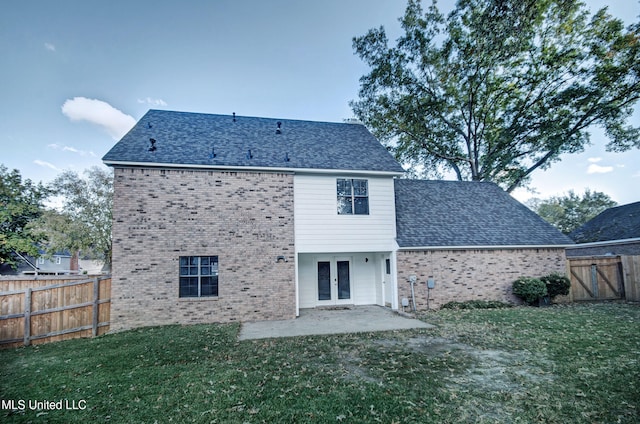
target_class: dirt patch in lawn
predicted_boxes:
[403,335,554,391]
[366,334,556,421]
[367,335,552,396]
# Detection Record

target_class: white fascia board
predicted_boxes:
[102,160,404,177]
[397,244,575,251]
[566,237,640,248]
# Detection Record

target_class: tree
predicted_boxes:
[39,167,113,268]
[528,189,617,234]
[0,165,48,268]
[352,0,640,192]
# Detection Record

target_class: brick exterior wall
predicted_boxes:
[110,167,295,331]
[397,248,567,310]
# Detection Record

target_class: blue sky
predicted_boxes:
[1,0,639,205]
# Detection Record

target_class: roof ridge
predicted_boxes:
[145,109,357,126]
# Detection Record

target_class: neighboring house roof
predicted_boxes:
[102,110,404,175]
[569,201,640,243]
[394,179,574,248]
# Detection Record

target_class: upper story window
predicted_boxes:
[337,178,369,215]
[179,256,219,298]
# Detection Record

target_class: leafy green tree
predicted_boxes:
[39,167,113,268]
[528,189,617,234]
[0,165,48,268]
[352,0,640,192]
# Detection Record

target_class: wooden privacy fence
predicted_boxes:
[0,276,110,348]
[567,256,640,302]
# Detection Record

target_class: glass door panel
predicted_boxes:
[337,260,351,300]
[317,261,331,301]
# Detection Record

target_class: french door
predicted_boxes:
[316,257,352,305]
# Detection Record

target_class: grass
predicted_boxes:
[1,303,639,423]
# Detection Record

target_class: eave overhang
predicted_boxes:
[102,160,405,177]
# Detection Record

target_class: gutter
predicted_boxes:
[397,244,575,251]
[566,237,640,249]
[102,160,405,177]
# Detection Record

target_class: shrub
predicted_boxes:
[512,277,547,305]
[441,300,513,310]
[540,272,571,299]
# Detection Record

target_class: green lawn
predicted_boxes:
[1,303,639,423]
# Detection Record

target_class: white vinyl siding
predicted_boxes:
[294,174,397,253]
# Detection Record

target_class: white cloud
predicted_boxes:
[137,97,167,107]
[587,164,614,174]
[44,42,56,52]
[48,143,97,157]
[34,160,60,171]
[587,157,602,163]
[61,97,136,140]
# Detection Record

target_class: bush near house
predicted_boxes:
[513,273,572,306]
[541,272,571,299]
[512,277,548,305]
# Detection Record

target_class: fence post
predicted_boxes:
[591,264,599,298]
[24,288,32,346]
[92,277,99,337]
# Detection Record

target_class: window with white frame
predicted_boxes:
[179,256,219,297]
[337,178,369,215]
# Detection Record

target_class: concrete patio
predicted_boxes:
[238,305,432,340]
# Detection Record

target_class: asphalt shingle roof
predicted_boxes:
[102,110,404,174]
[569,201,640,243]
[394,179,574,248]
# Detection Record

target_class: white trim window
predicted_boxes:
[179,256,219,297]
[337,178,369,215]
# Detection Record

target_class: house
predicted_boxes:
[0,250,77,275]
[103,109,571,331]
[566,201,640,257]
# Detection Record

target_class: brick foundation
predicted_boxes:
[397,248,567,309]
[110,167,295,331]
